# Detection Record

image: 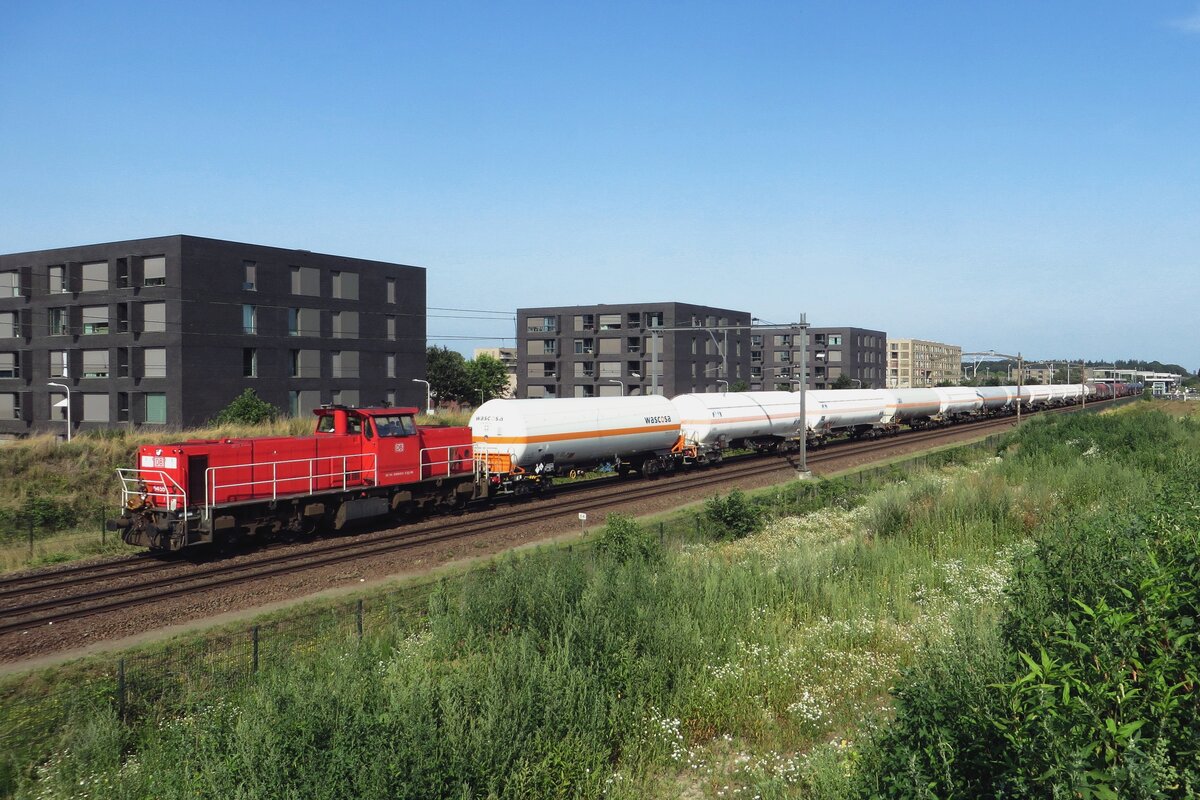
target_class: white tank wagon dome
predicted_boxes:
[470,396,682,473]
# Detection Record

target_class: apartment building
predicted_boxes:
[750,326,887,390]
[0,235,426,437]
[887,338,963,387]
[515,303,752,398]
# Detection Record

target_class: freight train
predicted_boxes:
[109,382,1138,551]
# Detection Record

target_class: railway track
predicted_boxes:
[0,398,1121,638]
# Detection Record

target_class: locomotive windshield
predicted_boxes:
[375,414,416,437]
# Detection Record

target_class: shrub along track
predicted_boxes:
[0,399,1121,665]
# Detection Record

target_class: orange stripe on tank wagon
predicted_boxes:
[473,423,680,446]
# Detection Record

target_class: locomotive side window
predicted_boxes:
[375,414,415,437]
[316,415,334,433]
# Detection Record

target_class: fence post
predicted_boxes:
[356,599,364,642]
[117,657,126,722]
[251,625,260,674]
[28,518,34,559]
[693,515,701,540]
[100,510,106,547]
[659,521,664,544]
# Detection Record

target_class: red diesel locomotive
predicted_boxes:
[109,405,475,551]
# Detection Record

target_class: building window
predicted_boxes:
[332,389,359,407]
[0,392,19,420]
[290,266,320,296]
[82,349,109,378]
[243,261,257,291]
[81,261,108,291]
[142,302,166,333]
[599,361,621,378]
[386,353,396,378]
[332,271,359,300]
[47,350,67,378]
[331,350,359,378]
[82,306,109,335]
[598,314,621,331]
[829,335,842,346]
[0,352,17,378]
[242,305,257,335]
[117,392,130,422]
[82,393,109,422]
[290,349,319,378]
[143,348,166,378]
[1,271,20,297]
[48,265,66,293]
[386,278,396,304]
[332,311,358,339]
[143,256,166,286]
[288,307,319,337]
[243,348,257,377]
[574,338,594,354]
[386,316,396,339]
[0,311,18,338]
[289,390,320,417]
[574,314,594,331]
[144,393,166,424]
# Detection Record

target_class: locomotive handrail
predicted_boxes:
[419,445,473,478]
[116,468,189,524]
[203,454,378,518]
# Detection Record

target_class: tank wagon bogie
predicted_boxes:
[109,406,475,551]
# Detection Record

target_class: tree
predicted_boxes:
[832,374,854,389]
[426,346,471,405]
[215,388,279,425]
[730,380,749,393]
[467,353,511,403]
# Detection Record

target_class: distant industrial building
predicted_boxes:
[887,338,963,387]
[515,303,752,398]
[752,326,887,390]
[0,235,426,438]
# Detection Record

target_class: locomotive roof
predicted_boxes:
[312,405,421,416]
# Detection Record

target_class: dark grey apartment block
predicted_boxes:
[0,235,426,438]
[750,326,888,390]
[516,303,752,398]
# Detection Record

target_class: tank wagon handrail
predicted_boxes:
[116,468,189,523]
[419,445,473,478]
[203,454,379,519]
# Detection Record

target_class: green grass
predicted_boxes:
[8,406,1195,799]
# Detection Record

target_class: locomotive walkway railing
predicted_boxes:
[204,454,378,518]
[115,469,189,522]
[419,445,473,478]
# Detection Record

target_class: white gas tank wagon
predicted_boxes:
[470,396,682,491]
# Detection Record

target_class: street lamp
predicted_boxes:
[717,379,729,393]
[608,379,625,396]
[411,378,432,415]
[47,382,71,442]
[849,378,862,389]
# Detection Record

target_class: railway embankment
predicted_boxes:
[2,401,1194,799]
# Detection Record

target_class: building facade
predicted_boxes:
[515,303,752,398]
[0,235,426,438]
[751,326,887,391]
[887,338,963,388]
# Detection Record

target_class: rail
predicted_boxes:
[204,454,378,518]
[420,445,473,478]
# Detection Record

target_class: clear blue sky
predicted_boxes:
[3,1,1198,370]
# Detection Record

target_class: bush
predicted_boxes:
[594,514,662,564]
[704,489,764,540]
[214,389,279,426]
